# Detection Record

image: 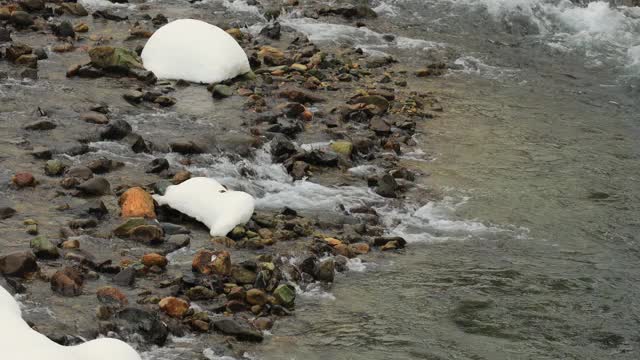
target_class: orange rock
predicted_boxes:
[119,187,156,219]
[142,253,168,268]
[301,109,313,121]
[333,243,355,258]
[324,237,343,247]
[12,172,35,188]
[350,242,370,254]
[159,297,189,318]
[192,249,231,275]
[96,286,128,307]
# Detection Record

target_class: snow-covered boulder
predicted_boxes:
[152,177,255,236]
[0,285,141,360]
[141,19,251,83]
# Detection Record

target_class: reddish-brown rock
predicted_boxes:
[51,267,83,296]
[96,286,128,307]
[12,172,35,188]
[119,187,156,219]
[142,253,168,268]
[159,296,189,318]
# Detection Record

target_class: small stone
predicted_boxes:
[97,286,128,307]
[145,158,169,173]
[62,239,80,249]
[123,90,144,104]
[232,265,257,285]
[77,177,111,196]
[253,317,273,330]
[45,159,66,176]
[154,95,176,107]
[100,119,132,140]
[330,140,353,157]
[129,225,164,244]
[51,267,83,296]
[212,84,233,99]
[81,111,109,124]
[113,267,136,286]
[212,319,263,342]
[350,242,370,254]
[186,286,215,301]
[12,172,35,188]
[0,207,17,219]
[290,63,307,72]
[142,253,167,268]
[273,284,296,307]
[54,21,75,38]
[73,22,89,33]
[159,297,189,318]
[375,174,398,198]
[10,11,33,28]
[369,117,391,134]
[59,3,89,16]
[246,288,267,306]
[24,120,56,130]
[172,170,191,185]
[315,258,335,282]
[225,27,243,40]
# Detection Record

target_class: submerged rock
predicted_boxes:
[212,319,263,342]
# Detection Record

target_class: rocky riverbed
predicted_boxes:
[0,0,445,358]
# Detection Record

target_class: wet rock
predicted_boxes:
[258,46,285,66]
[232,265,257,285]
[10,11,33,28]
[123,90,143,104]
[92,10,128,22]
[154,95,176,107]
[0,207,16,219]
[113,218,147,237]
[186,286,216,301]
[142,253,167,268]
[169,140,205,154]
[88,46,143,72]
[351,242,370,254]
[30,236,59,259]
[124,133,150,153]
[330,140,353,157]
[0,276,25,294]
[290,160,309,180]
[51,267,84,296]
[246,288,267,306]
[120,187,156,219]
[304,149,339,167]
[19,0,45,12]
[129,224,164,244]
[113,267,136,287]
[31,147,52,160]
[15,54,38,69]
[351,95,390,114]
[59,3,89,16]
[34,48,47,60]
[270,134,296,162]
[172,170,191,184]
[213,319,263,342]
[212,84,233,98]
[65,166,93,180]
[81,111,109,124]
[53,21,75,38]
[273,284,295,307]
[373,236,407,249]
[253,317,273,330]
[100,119,132,140]
[369,117,391,134]
[260,22,281,39]
[76,177,111,196]
[73,23,89,33]
[0,28,9,43]
[64,249,98,268]
[0,251,38,277]
[192,250,231,276]
[159,297,190,318]
[24,119,56,130]
[375,174,398,198]
[12,172,35,188]
[96,286,128,307]
[318,4,378,19]
[315,258,335,282]
[76,65,105,78]
[152,13,168,26]
[114,307,168,346]
[278,86,326,103]
[145,158,169,173]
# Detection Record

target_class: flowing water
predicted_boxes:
[3,0,640,359]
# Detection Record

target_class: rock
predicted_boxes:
[15,54,38,68]
[142,253,167,268]
[19,0,45,12]
[191,250,231,275]
[225,27,243,40]
[0,207,16,219]
[319,4,378,19]
[77,177,111,196]
[231,265,257,285]
[86,158,124,174]
[124,133,149,153]
[96,286,128,307]
[100,119,132,140]
[191,319,209,332]
[258,46,286,66]
[24,119,56,130]
[246,288,267,306]
[12,172,35,188]
[154,95,176,107]
[65,166,93,180]
[273,284,295,307]
[113,218,147,237]
[260,22,281,39]
[53,21,75,38]
[33,48,47,60]
[51,267,83,296]
[123,90,144,104]
[59,3,89,16]
[369,117,391,134]
[351,242,370,254]
[44,159,66,176]
[172,170,191,184]
[10,11,33,28]
[212,84,233,99]
[253,317,273,330]
[81,111,109,124]
[62,239,80,249]
[88,46,143,72]
[119,187,156,219]
[159,297,190,318]
[278,86,325,103]
[6,43,32,62]
[375,174,398,198]
[0,251,38,277]
[330,140,353,157]
[291,160,309,180]
[129,224,164,244]
[114,307,168,346]
[373,236,407,249]
[212,319,263,342]
[113,267,136,286]
[30,236,59,259]
[304,149,339,167]
[270,134,296,162]
[186,286,215,301]
[0,28,10,43]
[73,23,89,33]
[152,13,168,26]
[351,95,390,113]
[169,140,205,154]
[31,147,52,160]
[145,158,169,174]
[315,258,335,282]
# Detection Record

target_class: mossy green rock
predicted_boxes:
[30,236,59,259]
[44,159,65,176]
[89,46,143,71]
[330,140,353,157]
[274,284,296,307]
[113,217,147,237]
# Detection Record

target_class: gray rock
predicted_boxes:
[76,177,111,196]
[113,267,135,287]
[0,206,17,219]
[212,84,233,99]
[113,307,168,346]
[375,174,398,198]
[212,319,263,342]
[24,119,56,130]
[315,258,335,282]
[10,11,33,28]
[145,158,169,173]
[100,119,132,140]
[0,251,38,277]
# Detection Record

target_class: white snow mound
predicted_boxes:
[141,19,251,83]
[0,285,141,360]
[153,177,255,236]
